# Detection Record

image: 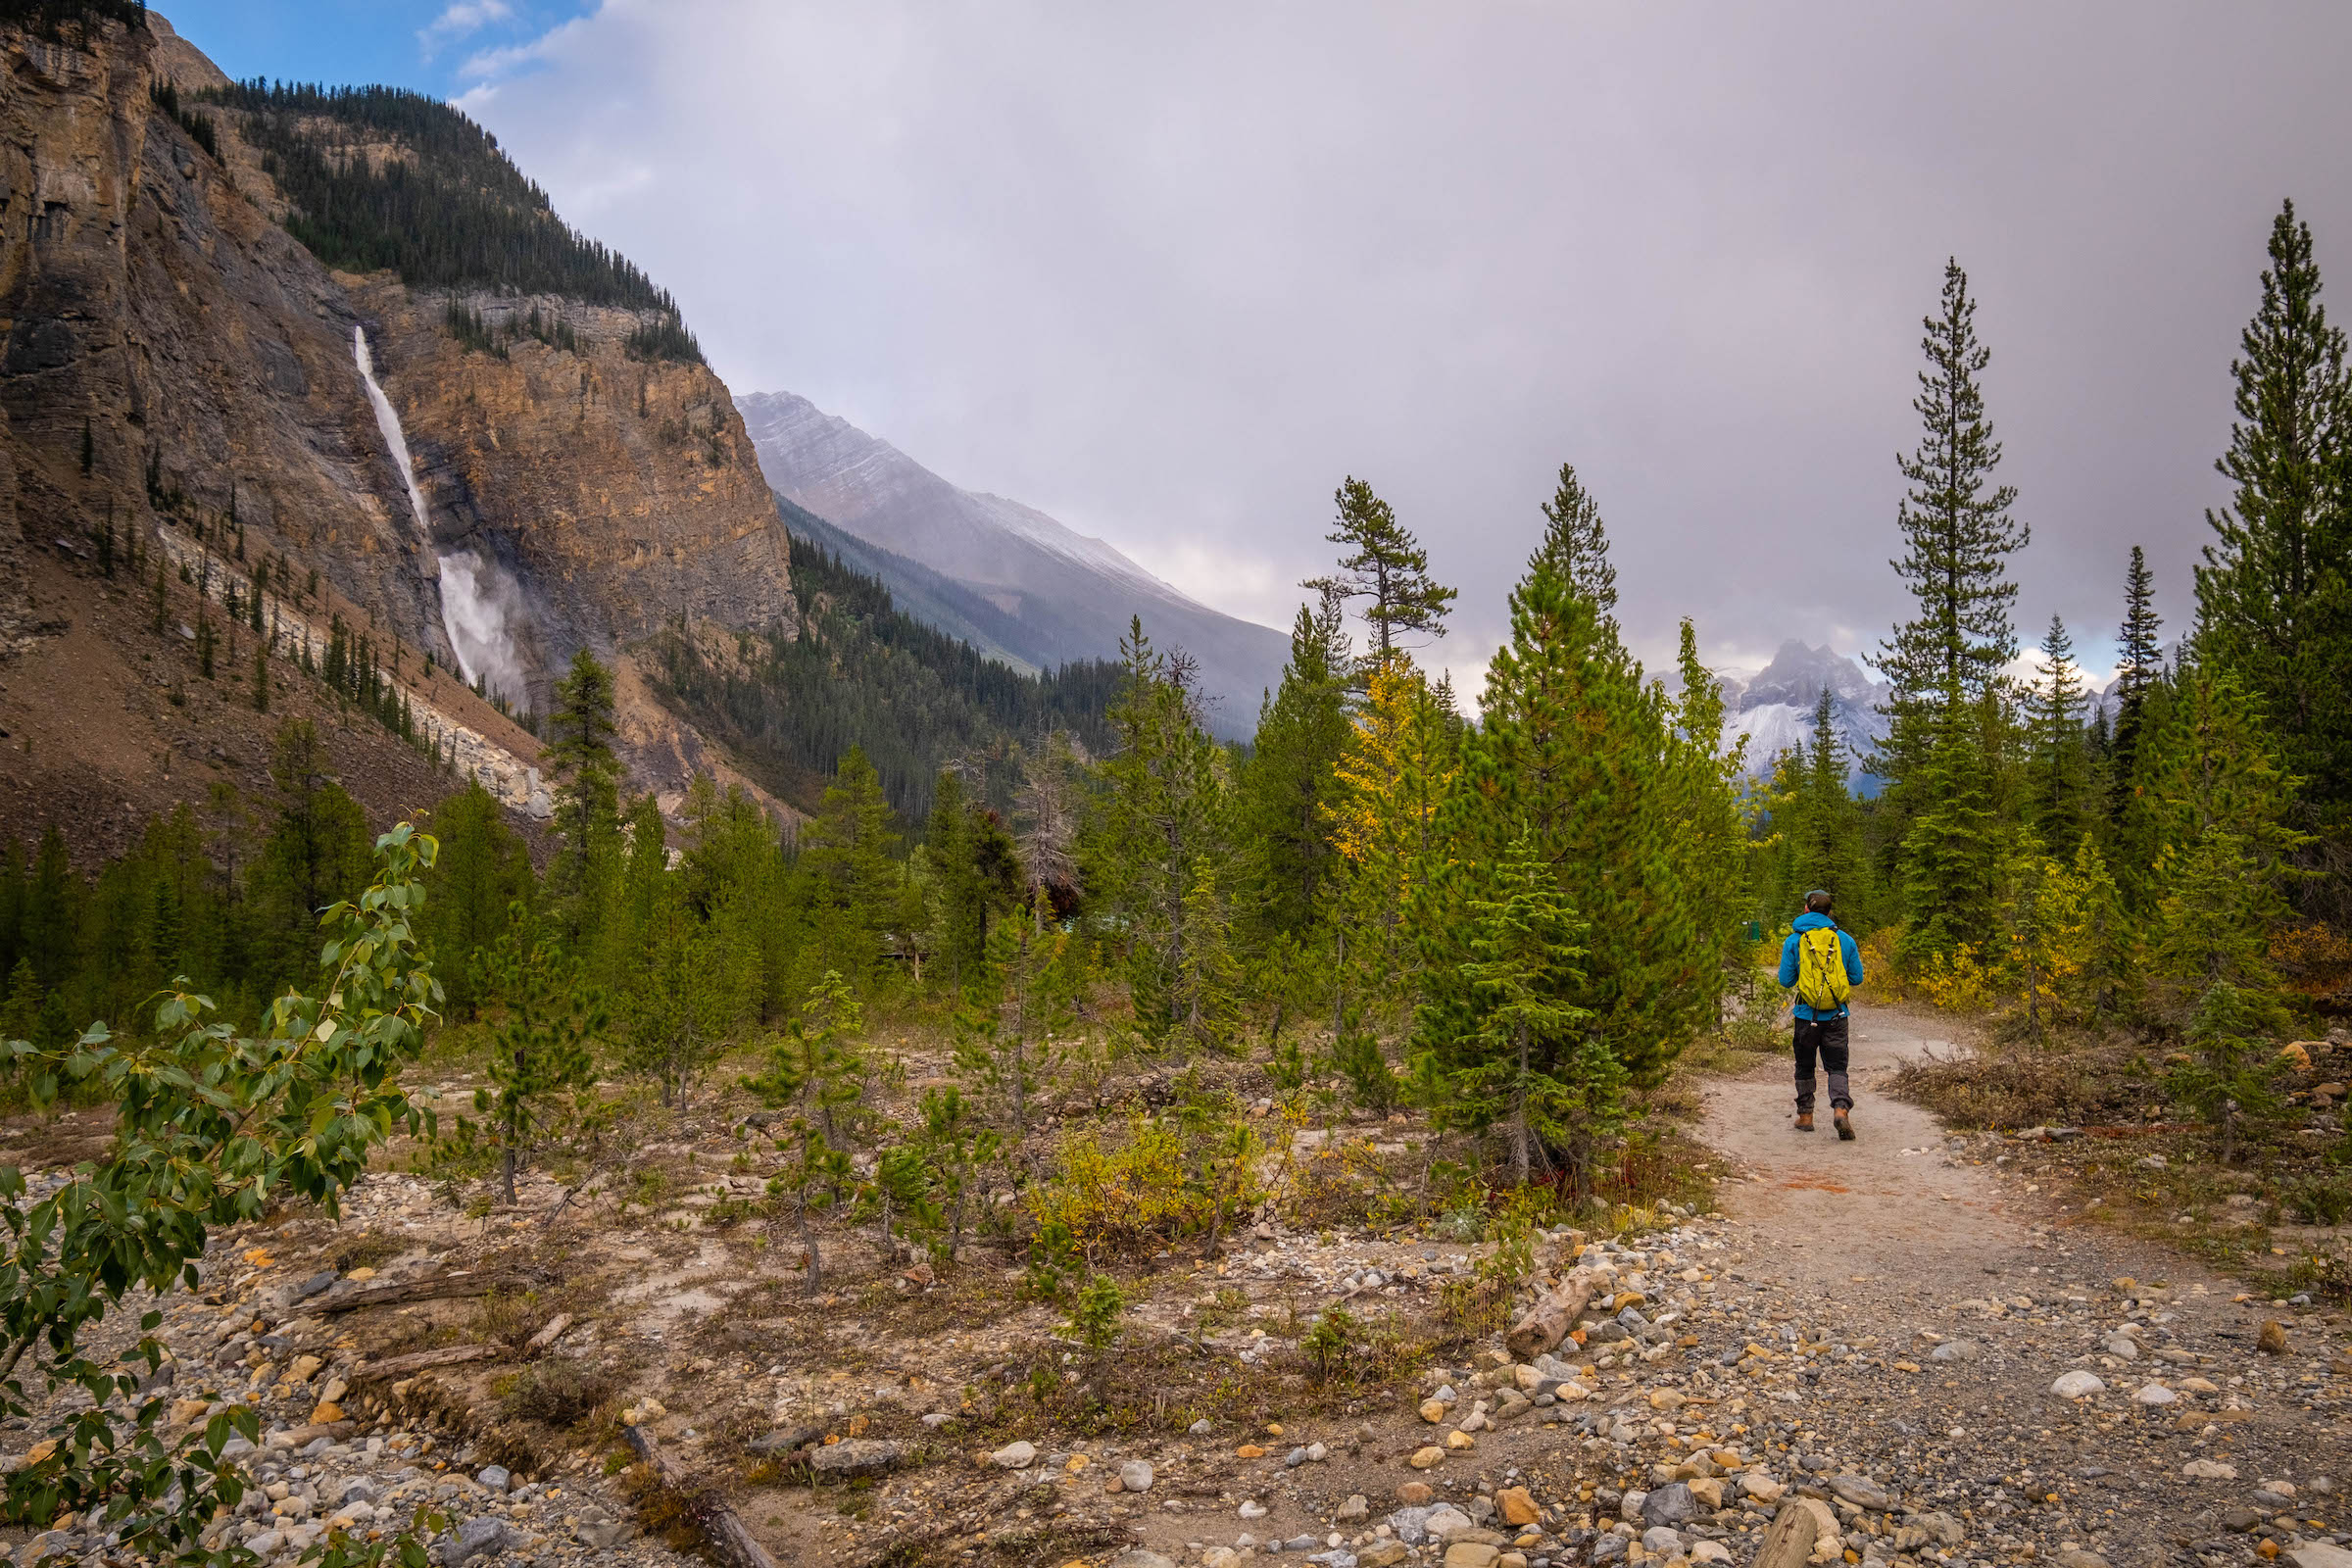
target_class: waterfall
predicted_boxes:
[353,324,528,703]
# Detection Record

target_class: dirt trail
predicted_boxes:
[1704,1004,2022,1296]
[1693,1002,2352,1568]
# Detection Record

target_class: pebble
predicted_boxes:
[990,1440,1037,1469]
[1120,1459,1154,1493]
[2050,1370,2106,1399]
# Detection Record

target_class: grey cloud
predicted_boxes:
[464,0,2352,685]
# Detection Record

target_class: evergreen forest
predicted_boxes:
[194,79,703,361]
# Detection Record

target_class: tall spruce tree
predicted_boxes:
[1534,462,1618,618]
[545,649,621,931]
[1899,678,2002,963]
[1420,478,1718,1086]
[2109,544,2165,819]
[1091,618,1228,1038]
[1872,260,2028,950]
[1308,477,1456,657]
[1874,259,2029,785]
[2194,198,2352,853]
[1236,587,1353,940]
[2024,614,2089,846]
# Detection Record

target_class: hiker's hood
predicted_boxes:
[1791,911,1838,933]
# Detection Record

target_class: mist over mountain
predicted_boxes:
[740,390,1290,738]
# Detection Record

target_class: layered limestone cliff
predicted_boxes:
[0,12,799,828]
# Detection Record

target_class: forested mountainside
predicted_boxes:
[740,388,1292,737]
[649,527,1121,822]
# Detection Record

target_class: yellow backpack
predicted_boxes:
[1794,925,1850,1012]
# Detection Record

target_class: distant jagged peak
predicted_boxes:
[1736,639,1887,711]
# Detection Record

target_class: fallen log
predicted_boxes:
[624,1425,777,1568]
[523,1313,572,1354]
[315,1272,509,1315]
[1504,1266,1600,1362]
[350,1344,499,1382]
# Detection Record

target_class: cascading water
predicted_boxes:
[353,324,528,703]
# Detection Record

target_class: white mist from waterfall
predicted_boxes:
[352,324,528,703]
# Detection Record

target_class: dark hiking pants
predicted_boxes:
[1793,1013,1851,1112]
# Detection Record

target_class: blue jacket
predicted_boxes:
[1779,912,1864,1020]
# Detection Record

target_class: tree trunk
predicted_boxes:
[1504,1266,1600,1362]
[1511,1020,1532,1186]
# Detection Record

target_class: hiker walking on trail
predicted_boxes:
[1779,889,1864,1139]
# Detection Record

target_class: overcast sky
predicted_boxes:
[172,1,2352,692]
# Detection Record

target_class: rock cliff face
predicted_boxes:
[0,12,798,829]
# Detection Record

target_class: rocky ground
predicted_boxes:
[1,1003,2347,1568]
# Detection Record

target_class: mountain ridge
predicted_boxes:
[739,389,1291,737]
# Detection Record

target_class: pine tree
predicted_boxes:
[1327,655,1458,999]
[78,417,93,478]
[1898,678,2002,964]
[2166,981,2289,1165]
[1236,587,1352,940]
[420,779,533,1017]
[2109,544,2165,818]
[1533,461,1618,618]
[1874,259,2030,797]
[2023,614,2088,845]
[1418,833,1620,1193]
[477,915,604,1203]
[799,748,904,985]
[747,972,864,1295]
[252,641,270,712]
[544,649,621,931]
[1091,618,1227,1038]
[1308,477,1456,657]
[2194,198,2352,847]
[2137,663,2311,1009]
[915,1085,1000,1261]
[1422,481,1719,1086]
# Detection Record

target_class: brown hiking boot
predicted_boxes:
[1835,1109,1855,1141]
[1794,1110,1815,1133]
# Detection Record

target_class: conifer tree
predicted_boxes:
[1013,732,1083,930]
[477,913,604,1203]
[1309,477,1456,657]
[2109,544,2165,818]
[1668,619,1754,1011]
[2195,198,2352,846]
[1534,461,1618,618]
[1874,259,2029,800]
[1422,480,1718,1085]
[915,1084,1000,1261]
[2137,664,2311,1008]
[1327,655,1459,999]
[1236,588,1352,940]
[621,874,759,1108]
[1418,833,1620,1193]
[545,649,621,926]
[748,971,864,1294]
[2023,614,2088,845]
[1898,678,2001,963]
[800,748,905,985]
[420,779,533,1017]
[1091,618,1227,1037]
[251,641,270,712]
